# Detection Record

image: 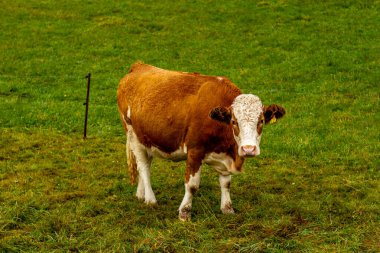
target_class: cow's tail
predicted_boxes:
[126,137,138,185]
[119,107,137,184]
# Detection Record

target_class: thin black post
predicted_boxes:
[83,73,91,139]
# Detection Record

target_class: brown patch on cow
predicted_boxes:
[231,114,240,136]
[235,156,244,172]
[225,144,244,172]
[185,169,191,183]
[184,150,203,182]
[190,186,198,195]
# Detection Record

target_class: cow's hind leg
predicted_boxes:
[126,136,144,200]
[126,132,144,200]
[128,131,156,205]
[135,149,155,204]
[219,175,234,214]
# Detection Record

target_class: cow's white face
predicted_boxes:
[209,94,285,158]
[231,95,263,156]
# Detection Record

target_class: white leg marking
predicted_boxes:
[179,168,201,221]
[129,131,156,205]
[136,152,156,204]
[219,175,234,214]
[136,175,145,200]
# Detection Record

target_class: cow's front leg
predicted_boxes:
[179,155,202,221]
[219,175,234,214]
[135,175,145,201]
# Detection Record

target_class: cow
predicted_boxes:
[117,62,285,221]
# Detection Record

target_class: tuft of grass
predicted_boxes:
[1,0,379,252]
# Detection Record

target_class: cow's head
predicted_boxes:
[209,94,285,157]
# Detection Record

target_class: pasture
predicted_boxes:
[1,0,379,252]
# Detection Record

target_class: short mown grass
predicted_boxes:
[1,0,379,252]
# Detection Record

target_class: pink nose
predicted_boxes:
[241,145,256,156]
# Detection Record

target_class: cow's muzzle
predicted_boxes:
[241,145,258,157]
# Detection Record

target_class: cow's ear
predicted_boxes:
[209,106,232,124]
[263,104,285,124]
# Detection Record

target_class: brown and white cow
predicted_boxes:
[117,62,285,221]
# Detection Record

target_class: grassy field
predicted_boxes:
[1,0,379,252]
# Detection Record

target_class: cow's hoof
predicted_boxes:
[179,206,191,221]
[144,198,157,205]
[136,188,145,200]
[221,203,235,214]
[136,194,145,201]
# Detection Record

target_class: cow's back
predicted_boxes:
[117,62,241,153]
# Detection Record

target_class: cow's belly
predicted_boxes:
[203,152,240,175]
[148,146,188,162]
[127,122,187,162]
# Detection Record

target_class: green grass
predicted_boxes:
[1,0,379,252]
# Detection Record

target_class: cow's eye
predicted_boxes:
[231,119,237,126]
